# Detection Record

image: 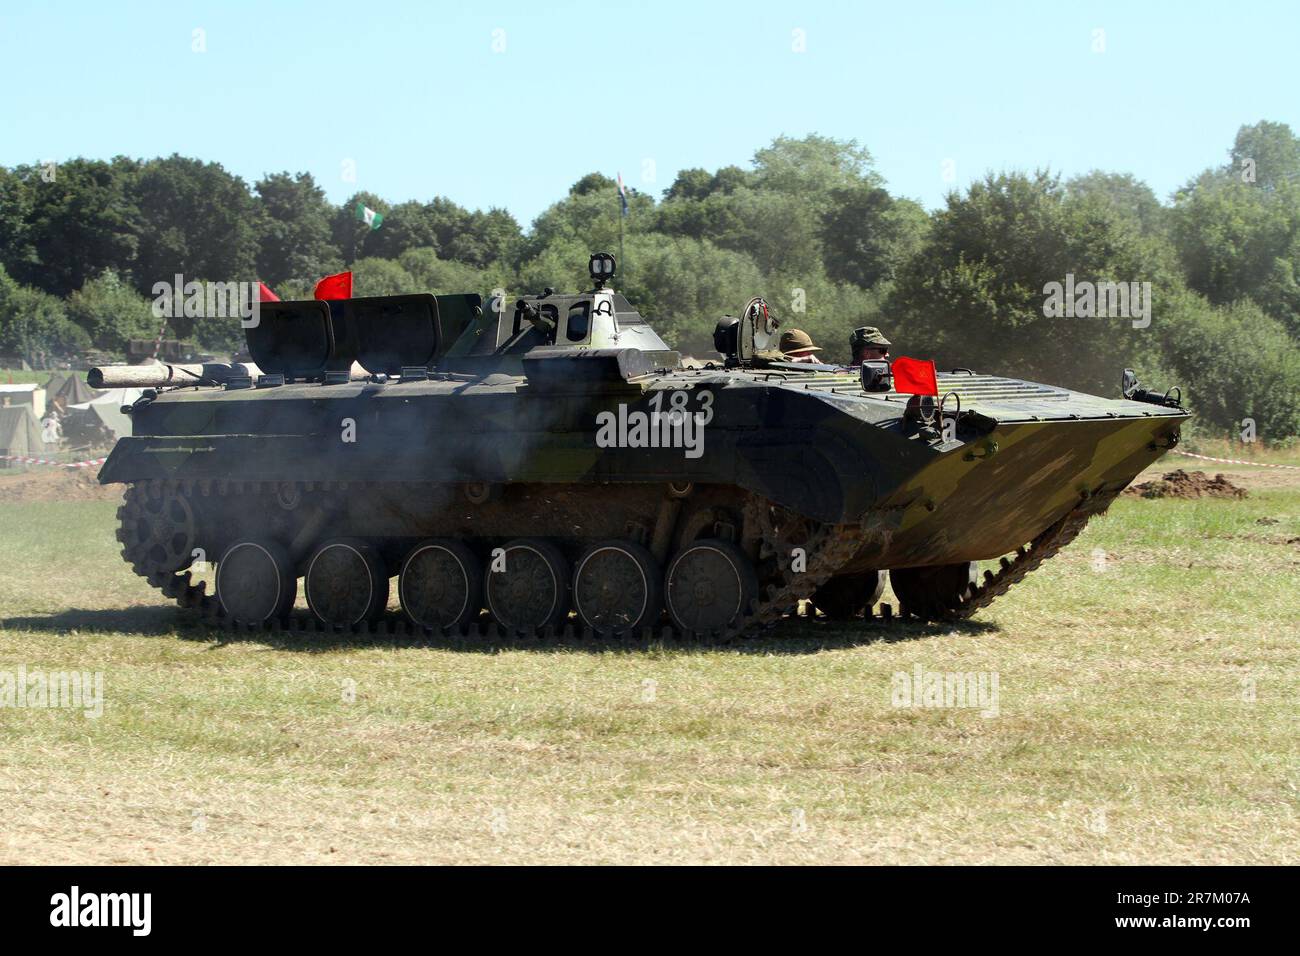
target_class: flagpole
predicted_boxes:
[616,176,627,285]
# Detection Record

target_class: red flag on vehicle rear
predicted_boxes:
[891,356,938,396]
[313,271,352,301]
[256,281,280,303]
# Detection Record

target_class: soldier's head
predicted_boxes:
[849,326,891,365]
[778,329,821,362]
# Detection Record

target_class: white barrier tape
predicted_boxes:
[1171,449,1300,470]
[0,455,107,469]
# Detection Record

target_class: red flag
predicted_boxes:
[314,271,352,301]
[256,281,280,303]
[891,356,938,396]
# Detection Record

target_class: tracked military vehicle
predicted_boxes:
[96,253,1188,636]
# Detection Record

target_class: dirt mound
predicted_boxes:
[1125,469,1247,500]
[0,467,123,503]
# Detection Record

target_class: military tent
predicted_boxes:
[0,383,45,418]
[86,401,133,443]
[0,405,45,466]
[46,372,101,408]
[64,386,142,444]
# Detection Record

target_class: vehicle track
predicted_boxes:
[118,479,1115,637]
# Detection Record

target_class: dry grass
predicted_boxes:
[0,460,1296,865]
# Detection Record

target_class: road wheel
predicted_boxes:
[399,539,482,632]
[573,540,662,634]
[890,562,978,620]
[305,539,389,626]
[216,540,296,624]
[485,539,571,633]
[664,538,757,634]
[811,569,886,620]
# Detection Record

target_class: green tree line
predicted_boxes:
[2,124,1298,438]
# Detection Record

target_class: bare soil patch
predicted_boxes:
[0,467,123,503]
[1124,469,1248,500]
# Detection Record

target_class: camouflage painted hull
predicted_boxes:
[856,415,1177,568]
[101,369,1186,571]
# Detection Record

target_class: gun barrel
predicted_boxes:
[89,361,373,389]
[88,362,261,389]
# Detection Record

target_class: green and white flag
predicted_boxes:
[355,202,384,230]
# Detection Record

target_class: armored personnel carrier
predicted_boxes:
[96,253,1189,636]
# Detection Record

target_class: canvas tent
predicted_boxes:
[85,399,133,443]
[0,405,44,465]
[46,372,101,409]
[44,371,67,397]
[64,386,142,444]
[0,383,46,419]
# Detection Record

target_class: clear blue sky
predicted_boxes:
[1,0,1296,226]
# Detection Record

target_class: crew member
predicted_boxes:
[778,329,822,364]
[848,326,891,367]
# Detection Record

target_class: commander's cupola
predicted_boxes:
[442,252,675,370]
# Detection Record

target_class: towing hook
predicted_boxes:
[1149,430,1181,451]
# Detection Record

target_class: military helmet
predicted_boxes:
[779,329,821,353]
[850,326,891,348]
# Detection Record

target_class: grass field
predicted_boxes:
[0,458,1296,865]
[1,368,70,387]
